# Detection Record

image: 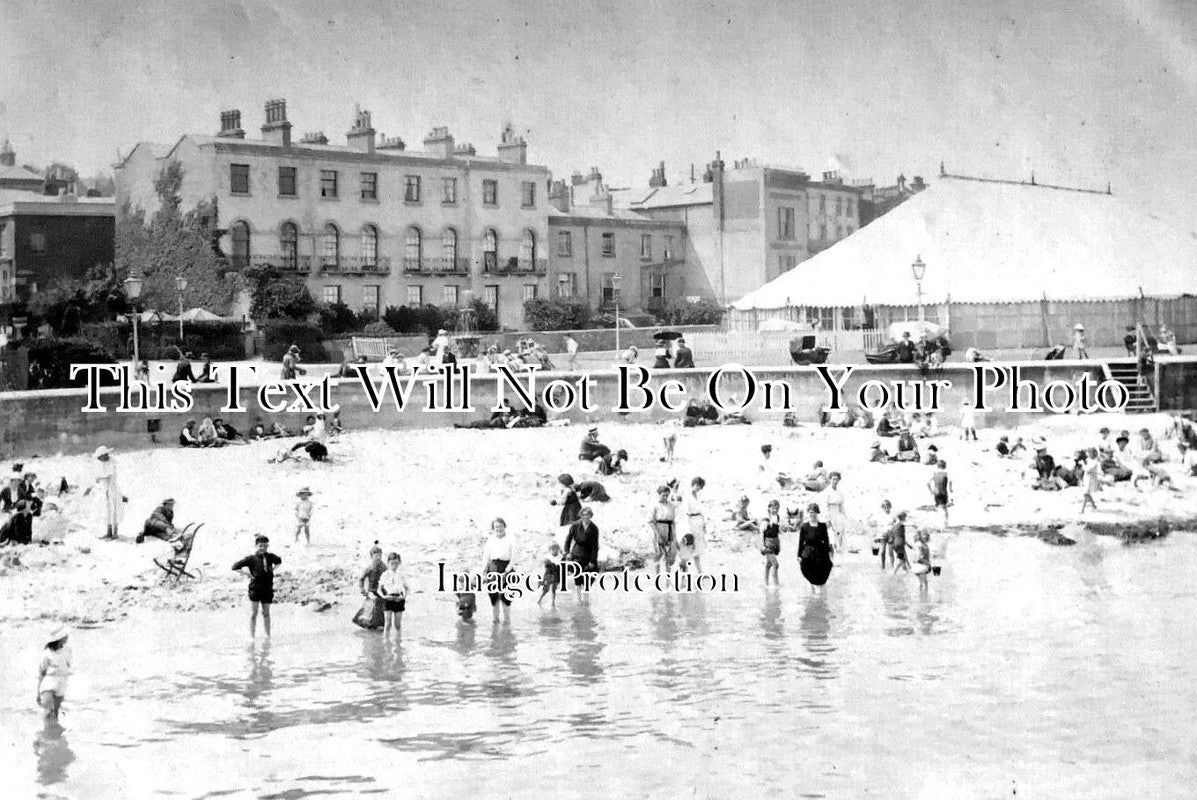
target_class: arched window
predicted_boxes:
[361,225,378,268]
[405,226,422,271]
[484,228,498,272]
[520,229,536,270]
[442,228,458,272]
[322,224,340,269]
[279,222,298,270]
[230,221,250,269]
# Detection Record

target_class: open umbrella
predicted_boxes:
[652,330,684,341]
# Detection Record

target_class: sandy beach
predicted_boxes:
[1,411,1193,628]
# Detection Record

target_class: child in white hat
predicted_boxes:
[37,626,71,724]
[295,488,314,544]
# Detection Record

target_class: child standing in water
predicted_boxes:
[910,530,933,592]
[927,461,952,528]
[232,535,282,638]
[889,512,911,573]
[37,627,71,725]
[538,542,563,608]
[377,552,409,640]
[761,499,783,585]
[294,488,313,544]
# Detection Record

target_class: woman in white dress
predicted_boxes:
[820,471,847,554]
[85,446,125,540]
[678,476,708,573]
[482,518,516,625]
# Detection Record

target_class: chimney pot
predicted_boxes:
[347,106,376,154]
[218,109,245,139]
[261,98,292,147]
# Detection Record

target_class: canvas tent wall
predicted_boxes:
[728,175,1197,347]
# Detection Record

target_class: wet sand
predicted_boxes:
[1,412,1193,628]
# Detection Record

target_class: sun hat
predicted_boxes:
[162,497,175,505]
[93,445,114,459]
[296,487,312,497]
[588,426,598,434]
[46,625,69,645]
[1074,323,1085,330]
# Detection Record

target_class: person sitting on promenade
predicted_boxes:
[171,348,197,383]
[673,339,695,368]
[895,332,915,364]
[197,417,225,447]
[684,398,720,427]
[179,420,201,447]
[721,396,751,425]
[137,498,178,544]
[214,418,245,444]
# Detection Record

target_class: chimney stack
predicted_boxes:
[822,170,842,185]
[346,105,376,153]
[497,123,528,165]
[423,126,455,159]
[0,139,14,168]
[548,179,570,213]
[218,110,245,139]
[299,131,329,145]
[377,133,406,151]
[260,99,292,148]
[453,142,476,156]
[649,160,668,188]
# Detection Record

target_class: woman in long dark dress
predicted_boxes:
[564,507,600,603]
[354,544,387,629]
[553,474,582,526]
[798,503,833,594]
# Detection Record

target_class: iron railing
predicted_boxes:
[249,254,312,273]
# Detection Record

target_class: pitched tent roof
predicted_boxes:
[733,175,1197,309]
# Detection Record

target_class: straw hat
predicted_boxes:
[93,445,114,459]
[296,487,313,497]
[1074,323,1085,330]
[437,328,448,335]
[46,625,69,645]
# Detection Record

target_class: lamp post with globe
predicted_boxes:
[124,273,144,368]
[910,255,927,322]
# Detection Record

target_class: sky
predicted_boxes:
[2,0,1196,227]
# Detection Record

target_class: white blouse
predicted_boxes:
[483,534,515,563]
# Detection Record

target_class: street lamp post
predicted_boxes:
[910,255,927,322]
[124,274,144,369]
[611,274,624,355]
[11,315,27,341]
[175,276,187,340]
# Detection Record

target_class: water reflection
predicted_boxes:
[566,605,605,679]
[880,576,915,637]
[797,594,836,680]
[453,620,477,656]
[245,641,273,703]
[759,588,785,641]
[34,724,75,787]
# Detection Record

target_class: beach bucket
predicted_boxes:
[871,545,880,556]
[931,565,942,576]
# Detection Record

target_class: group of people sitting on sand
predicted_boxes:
[579,427,629,476]
[454,403,549,430]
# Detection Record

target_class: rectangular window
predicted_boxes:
[557,272,577,297]
[322,285,342,305]
[0,222,7,258]
[442,177,457,204]
[362,285,380,317]
[640,234,652,259]
[404,175,421,202]
[278,167,297,197]
[360,172,377,201]
[523,284,538,301]
[484,284,499,310]
[443,285,459,305]
[778,206,795,240]
[406,285,423,305]
[601,232,615,257]
[230,164,250,195]
[521,181,536,207]
[601,273,619,304]
[820,307,836,330]
[557,230,573,257]
[29,231,46,255]
[663,235,674,260]
[482,179,498,206]
[320,170,338,198]
[649,274,665,299]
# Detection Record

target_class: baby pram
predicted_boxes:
[153,523,204,582]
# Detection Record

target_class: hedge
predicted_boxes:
[27,338,119,390]
[79,321,246,360]
[259,321,325,362]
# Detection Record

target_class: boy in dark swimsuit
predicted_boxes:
[232,535,282,638]
[927,460,952,528]
[888,512,910,573]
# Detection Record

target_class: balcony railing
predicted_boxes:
[250,254,312,273]
[320,255,391,275]
[494,257,548,276]
[403,257,423,274]
[429,257,470,275]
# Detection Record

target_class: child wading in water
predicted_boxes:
[294,487,313,544]
[910,530,933,592]
[37,627,71,725]
[1081,448,1101,513]
[927,460,952,528]
[232,535,282,637]
[538,542,563,608]
[377,552,409,640]
[761,499,783,585]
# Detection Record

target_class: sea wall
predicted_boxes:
[0,359,1151,459]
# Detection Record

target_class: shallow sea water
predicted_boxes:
[2,530,1196,799]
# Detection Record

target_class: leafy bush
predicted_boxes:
[318,302,360,335]
[259,320,325,362]
[242,263,318,319]
[658,298,725,326]
[79,320,245,360]
[28,263,130,337]
[524,298,591,331]
[362,320,396,337]
[26,337,118,390]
